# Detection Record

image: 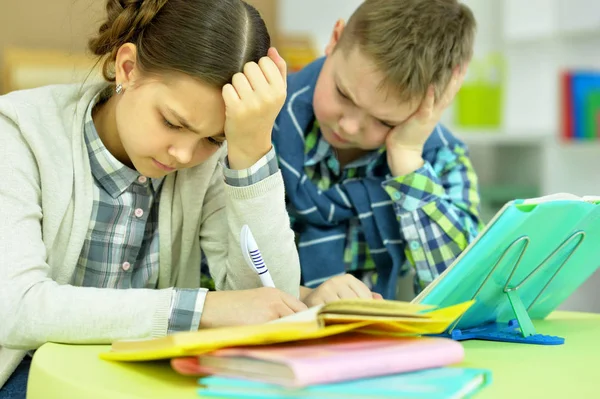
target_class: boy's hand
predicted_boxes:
[301,274,383,308]
[385,65,467,176]
[200,287,307,328]
[222,47,287,170]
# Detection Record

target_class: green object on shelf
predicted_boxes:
[584,90,600,141]
[455,54,504,128]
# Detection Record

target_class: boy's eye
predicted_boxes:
[379,120,395,129]
[206,137,225,147]
[335,86,349,100]
[163,118,182,130]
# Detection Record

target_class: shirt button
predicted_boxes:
[138,176,148,184]
[122,262,131,271]
[134,208,144,218]
[393,192,402,201]
[410,241,421,250]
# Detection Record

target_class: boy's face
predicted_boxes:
[312,21,420,151]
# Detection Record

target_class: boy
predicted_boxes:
[273,0,483,304]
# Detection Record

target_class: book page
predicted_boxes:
[269,305,323,324]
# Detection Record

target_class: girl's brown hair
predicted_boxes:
[89,0,270,86]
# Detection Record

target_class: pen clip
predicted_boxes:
[240,225,276,288]
[240,225,257,274]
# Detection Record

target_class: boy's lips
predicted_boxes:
[331,130,349,144]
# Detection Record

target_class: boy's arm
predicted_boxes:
[382,143,483,290]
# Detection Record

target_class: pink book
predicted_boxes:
[171,334,464,387]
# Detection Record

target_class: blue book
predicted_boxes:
[197,367,492,399]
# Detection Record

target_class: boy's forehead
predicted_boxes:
[332,48,419,122]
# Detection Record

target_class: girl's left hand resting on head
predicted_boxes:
[222,47,287,170]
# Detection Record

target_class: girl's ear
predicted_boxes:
[114,43,140,88]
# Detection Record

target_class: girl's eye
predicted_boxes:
[206,137,225,147]
[163,118,182,130]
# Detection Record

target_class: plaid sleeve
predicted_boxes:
[222,147,279,187]
[167,288,209,333]
[382,144,483,289]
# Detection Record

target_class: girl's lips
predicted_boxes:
[153,159,176,172]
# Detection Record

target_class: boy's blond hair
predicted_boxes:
[337,0,476,102]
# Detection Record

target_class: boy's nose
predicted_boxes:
[338,115,362,136]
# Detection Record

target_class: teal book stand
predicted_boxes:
[413,194,600,345]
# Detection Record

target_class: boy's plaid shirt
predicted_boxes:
[291,120,482,292]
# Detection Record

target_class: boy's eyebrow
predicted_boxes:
[165,107,201,134]
[376,116,402,127]
[336,76,402,127]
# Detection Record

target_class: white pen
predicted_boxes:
[240,224,276,288]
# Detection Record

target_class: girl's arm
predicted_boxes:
[0,112,175,350]
[198,152,300,298]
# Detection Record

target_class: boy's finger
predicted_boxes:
[440,66,464,109]
[415,86,435,121]
[336,284,361,299]
[348,278,373,299]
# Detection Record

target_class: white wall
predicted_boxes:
[279,0,364,54]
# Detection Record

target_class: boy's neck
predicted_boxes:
[333,147,370,169]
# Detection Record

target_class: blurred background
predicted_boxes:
[1,0,598,312]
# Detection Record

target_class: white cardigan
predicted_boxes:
[0,83,300,387]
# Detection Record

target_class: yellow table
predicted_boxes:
[27,311,600,399]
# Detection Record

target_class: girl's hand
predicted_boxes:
[200,287,307,328]
[222,47,287,170]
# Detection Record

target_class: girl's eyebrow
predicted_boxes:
[165,107,200,134]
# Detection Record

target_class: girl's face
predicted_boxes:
[114,74,227,178]
[110,44,227,178]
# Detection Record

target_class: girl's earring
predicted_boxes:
[115,84,124,94]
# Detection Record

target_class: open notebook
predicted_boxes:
[100,299,473,362]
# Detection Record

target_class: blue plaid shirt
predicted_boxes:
[300,121,481,292]
[71,90,279,333]
[299,120,482,291]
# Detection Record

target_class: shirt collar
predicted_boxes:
[304,120,385,171]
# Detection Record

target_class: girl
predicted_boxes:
[0,0,305,396]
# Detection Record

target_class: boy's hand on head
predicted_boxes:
[301,274,382,308]
[200,287,307,328]
[385,65,468,176]
[222,47,288,170]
